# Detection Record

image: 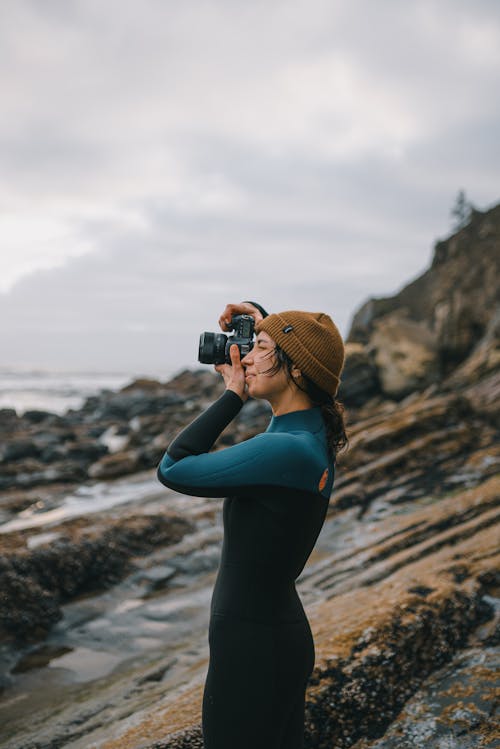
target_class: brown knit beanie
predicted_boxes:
[255,310,345,397]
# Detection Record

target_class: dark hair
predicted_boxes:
[260,345,349,463]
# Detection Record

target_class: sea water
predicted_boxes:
[0,368,137,415]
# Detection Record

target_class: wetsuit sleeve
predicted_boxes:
[166,389,244,460]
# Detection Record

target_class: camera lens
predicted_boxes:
[198,332,228,364]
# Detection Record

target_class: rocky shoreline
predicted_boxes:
[0,370,223,494]
[99,420,500,749]
[0,206,499,748]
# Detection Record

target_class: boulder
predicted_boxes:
[22,410,58,424]
[88,450,141,479]
[0,408,19,426]
[0,439,40,462]
[368,312,440,398]
[120,378,165,392]
[338,342,380,406]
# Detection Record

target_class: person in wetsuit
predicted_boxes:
[157,301,347,749]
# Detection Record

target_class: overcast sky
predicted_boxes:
[1,0,499,378]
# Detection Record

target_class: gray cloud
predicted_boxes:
[0,0,499,375]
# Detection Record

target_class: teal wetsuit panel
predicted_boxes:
[157,391,334,500]
[158,429,333,498]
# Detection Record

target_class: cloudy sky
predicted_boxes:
[1,0,499,378]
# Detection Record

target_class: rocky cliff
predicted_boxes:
[342,203,500,403]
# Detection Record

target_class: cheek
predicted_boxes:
[255,350,276,370]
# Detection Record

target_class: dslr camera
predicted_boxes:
[198,314,255,365]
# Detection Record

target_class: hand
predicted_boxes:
[214,344,249,402]
[218,302,264,332]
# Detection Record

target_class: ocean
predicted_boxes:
[0,369,158,416]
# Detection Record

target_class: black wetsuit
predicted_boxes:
[157,387,335,749]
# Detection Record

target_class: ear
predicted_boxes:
[291,368,302,380]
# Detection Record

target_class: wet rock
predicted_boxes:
[136,658,178,685]
[137,565,177,591]
[0,484,73,518]
[169,547,221,576]
[32,429,65,449]
[88,450,141,479]
[0,439,40,462]
[92,392,185,421]
[0,458,88,490]
[0,513,193,643]
[355,645,500,749]
[11,643,74,673]
[0,408,18,424]
[0,570,62,640]
[103,490,499,749]
[64,440,108,463]
[22,409,58,424]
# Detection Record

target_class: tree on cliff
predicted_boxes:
[451,189,474,230]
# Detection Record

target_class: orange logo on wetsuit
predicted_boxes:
[318,468,329,491]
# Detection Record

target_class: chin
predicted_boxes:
[247,382,263,399]
[249,384,273,402]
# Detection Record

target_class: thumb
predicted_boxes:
[230,344,241,364]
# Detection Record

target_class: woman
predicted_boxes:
[157,301,348,749]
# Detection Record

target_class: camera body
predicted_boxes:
[198,314,255,364]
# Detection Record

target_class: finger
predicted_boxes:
[218,304,237,330]
[219,301,263,332]
[230,344,242,367]
[219,303,256,331]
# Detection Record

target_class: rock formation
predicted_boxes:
[343,203,500,402]
[0,513,193,642]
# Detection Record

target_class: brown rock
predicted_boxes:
[368,311,440,398]
[88,450,141,479]
[120,378,165,392]
[443,304,500,389]
[338,342,380,406]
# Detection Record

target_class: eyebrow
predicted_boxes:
[256,337,268,345]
